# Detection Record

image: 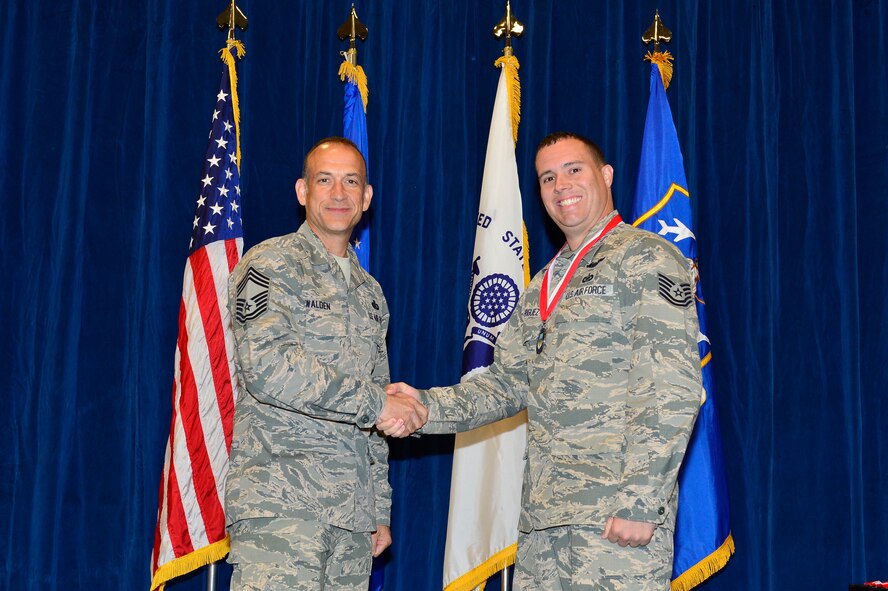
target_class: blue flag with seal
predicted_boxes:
[631,54,734,591]
[340,58,370,271]
[338,51,382,591]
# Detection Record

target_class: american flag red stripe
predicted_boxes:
[177,269,223,543]
[191,244,236,450]
[151,246,241,586]
[151,40,244,590]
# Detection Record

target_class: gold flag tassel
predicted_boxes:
[219,39,246,169]
[339,61,369,112]
[645,50,674,90]
[494,54,521,145]
[493,53,529,286]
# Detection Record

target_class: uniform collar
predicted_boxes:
[560,209,621,259]
[296,222,368,288]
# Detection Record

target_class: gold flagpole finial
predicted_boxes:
[337,4,369,66]
[642,9,672,53]
[216,0,248,41]
[642,10,675,89]
[493,1,524,57]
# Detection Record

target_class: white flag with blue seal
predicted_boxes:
[443,54,529,591]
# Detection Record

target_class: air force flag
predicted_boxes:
[632,57,734,591]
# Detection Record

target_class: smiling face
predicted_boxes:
[295,141,372,256]
[535,137,615,250]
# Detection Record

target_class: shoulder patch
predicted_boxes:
[657,273,693,307]
[235,267,271,323]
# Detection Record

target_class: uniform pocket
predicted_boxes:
[300,303,347,364]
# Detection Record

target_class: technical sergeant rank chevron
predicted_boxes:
[657,272,693,307]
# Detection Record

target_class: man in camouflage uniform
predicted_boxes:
[226,138,426,590]
[383,132,702,590]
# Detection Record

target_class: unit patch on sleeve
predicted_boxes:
[657,273,693,307]
[235,267,271,323]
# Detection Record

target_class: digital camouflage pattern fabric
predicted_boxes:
[417,210,701,535]
[514,523,673,590]
[226,222,390,533]
[228,517,372,591]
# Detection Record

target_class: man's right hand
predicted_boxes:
[376,385,427,437]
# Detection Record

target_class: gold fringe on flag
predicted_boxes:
[220,39,246,170]
[150,536,231,591]
[443,544,517,591]
[645,50,674,90]
[670,533,735,591]
[494,54,521,145]
[521,223,531,287]
[338,60,369,112]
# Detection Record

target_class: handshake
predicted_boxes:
[376,383,428,437]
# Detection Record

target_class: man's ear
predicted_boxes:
[362,184,374,212]
[601,164,614,188]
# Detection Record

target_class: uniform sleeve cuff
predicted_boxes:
[356,381,386,428]
[611,496,669,525]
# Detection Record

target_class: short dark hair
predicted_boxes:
[302,136,367,179]
[536,131,606,165]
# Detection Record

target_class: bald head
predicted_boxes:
[303,137,366,180]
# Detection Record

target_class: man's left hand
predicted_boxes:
[601,517,655,547]
[371,525,392,557]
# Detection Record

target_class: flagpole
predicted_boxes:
[492,4,523,591]
[207,3,246,590]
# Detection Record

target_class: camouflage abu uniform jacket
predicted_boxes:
[226,222,391,533]
[417,211,702,533]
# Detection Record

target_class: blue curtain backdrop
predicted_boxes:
[1,1,886,590]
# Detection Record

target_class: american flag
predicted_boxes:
[150,40,245,591]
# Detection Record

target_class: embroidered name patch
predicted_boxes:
[658,273,693,307]
[304,299,332,310]
[235,267,270,323]
[565,284,614,299]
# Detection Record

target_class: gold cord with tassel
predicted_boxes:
[494,54,521,146]
[644,50,674,90]
[220,39,246,169]
[338,61,369,112]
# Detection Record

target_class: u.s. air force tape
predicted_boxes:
[235,267,270,323]
[657,273,693,307]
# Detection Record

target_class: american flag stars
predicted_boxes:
[189,68,242,253]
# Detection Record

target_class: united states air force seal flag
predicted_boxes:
[631,55,734,591]
[337,35,381,591]
[339,45,371,271]
[443,53,529,591]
